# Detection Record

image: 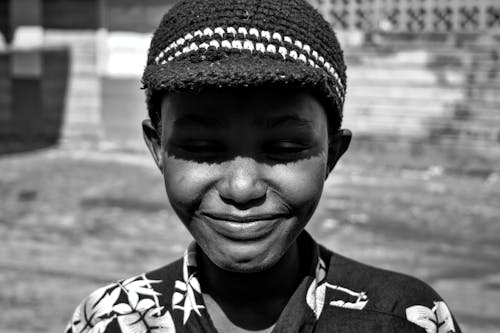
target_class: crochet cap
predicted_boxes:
[142,0,347,130]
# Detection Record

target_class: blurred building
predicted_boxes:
[306,0,500,152]
[1,0,500,156]
[309,0,500,33]
[0,0,178,152]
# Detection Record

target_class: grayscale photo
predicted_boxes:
[0,0,499,332]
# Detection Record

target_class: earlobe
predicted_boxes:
[142,119,164,172]
[326,129,352,179]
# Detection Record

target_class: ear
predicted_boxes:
[326,129,352,179]
[142,119,163,171]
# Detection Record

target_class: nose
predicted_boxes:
[217,157,267,207]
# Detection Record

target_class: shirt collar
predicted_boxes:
[175,231,324,332]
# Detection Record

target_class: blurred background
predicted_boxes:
[0,0,499,332]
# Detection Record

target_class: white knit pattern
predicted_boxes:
[154,26,345,100]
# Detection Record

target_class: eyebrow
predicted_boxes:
[264,115,313,129]
[173,113,313,129]
[174,114,228,128]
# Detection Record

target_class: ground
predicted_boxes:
[0,145,499,333]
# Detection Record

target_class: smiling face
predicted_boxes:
[143,88,349,273]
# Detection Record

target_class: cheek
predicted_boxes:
[162,156,215,216]
[270,155,327,213]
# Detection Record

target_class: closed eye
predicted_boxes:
[263,141,310,159]
[174,141,225,153]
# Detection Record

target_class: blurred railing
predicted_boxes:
[312,0,500,33]
[309,1,500,161]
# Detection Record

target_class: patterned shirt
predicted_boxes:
[66,232,461,333]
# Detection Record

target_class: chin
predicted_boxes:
[230,249,280,273]
[206,238,285,274]
[191,215,304,274]
[217,255,278,274]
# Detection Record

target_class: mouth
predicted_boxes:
[200,212,288,241]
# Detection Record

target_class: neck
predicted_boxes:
[198,243,302,303]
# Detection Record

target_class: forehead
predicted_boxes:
[160,88,327,126]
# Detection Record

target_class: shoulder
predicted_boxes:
[320,246,443,311]
[65,258,182,333]
[319,246,461,332]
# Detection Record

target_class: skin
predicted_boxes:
[143,88,351,332]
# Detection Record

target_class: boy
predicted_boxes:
[66,0,461,332]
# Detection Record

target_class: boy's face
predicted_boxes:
[144,88,348,273]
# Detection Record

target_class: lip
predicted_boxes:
[200,212,287,241]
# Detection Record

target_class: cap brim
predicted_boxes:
[142,54,336,102]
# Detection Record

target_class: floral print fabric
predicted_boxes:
[66,274,175,333]
[66,232,461,333]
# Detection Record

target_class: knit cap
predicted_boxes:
[142,0,347,131]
